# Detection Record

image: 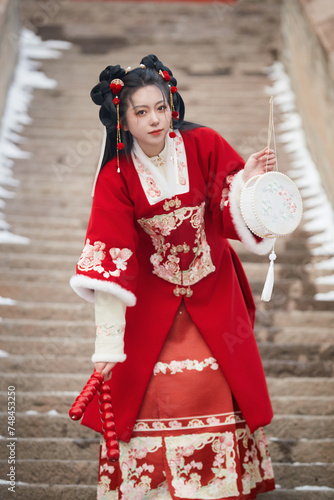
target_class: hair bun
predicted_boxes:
[140,54,173,79]
[99,64,126,83]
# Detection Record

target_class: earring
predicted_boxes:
[159,70,178,139]
[110,78,124,172]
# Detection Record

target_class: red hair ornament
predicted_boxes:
[109,78,124,172]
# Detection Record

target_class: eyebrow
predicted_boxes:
[132,100,165,110]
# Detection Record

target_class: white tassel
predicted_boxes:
[261,244,276,302]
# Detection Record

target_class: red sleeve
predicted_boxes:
[70,160,139,305]
[196,127,273,254]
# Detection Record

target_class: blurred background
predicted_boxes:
[0,1,333,499]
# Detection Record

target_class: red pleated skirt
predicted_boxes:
[97,303,275,499]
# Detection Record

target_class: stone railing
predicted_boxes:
[282,0,334,207]
[0,0,21,127]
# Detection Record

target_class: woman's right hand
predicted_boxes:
[94,361,116,381]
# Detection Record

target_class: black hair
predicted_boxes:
[90,54,200,168]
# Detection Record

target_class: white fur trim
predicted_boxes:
[91,353,127,363]
[70,275,136,307]
[228,170,274,255]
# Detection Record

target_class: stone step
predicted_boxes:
[1,317,332,343]
[270,310,334,329]
[0,356,92,374]
[5,214,84,228]
[0,411,332,440]
[0,253,75,270]
[0,484,333,500]
[0,459,98,486]
[1,351,332,379]
[0,437,99,462]
[1,435,333,464]
[256,326,334,345]
[262,360,333,377]
[0,282,83,303]
[1,374,332,396]
[273,463,334,489]
[0,268,77,284]
[271,396,334,416]
[1,334,333,365]
[0,318,94,337]
[1,389,333,417]
[0,485,97,500]
[0,301,93,321]
[4,203,91,217]
[0,457,333,489]
[266,378,334,397]
[269,438,334,463]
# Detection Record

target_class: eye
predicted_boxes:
[158,105,167,111]
[136,110,146,116]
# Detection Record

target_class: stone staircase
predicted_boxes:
[1,1,333,498]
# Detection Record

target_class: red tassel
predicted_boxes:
[69,372,120,462]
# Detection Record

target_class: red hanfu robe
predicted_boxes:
[70,126,274,442]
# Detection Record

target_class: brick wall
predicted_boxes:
[282,0,334,206]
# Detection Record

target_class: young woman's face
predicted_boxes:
[124,85,171,157]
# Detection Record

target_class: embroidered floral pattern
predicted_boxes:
[98,423,274,498]
[133,153,162,200]
[96,324,125,338]
[109,248,133,277]
[220,187,229,211]
[138,203,215,287]
[77,239,133,279]
[262,181,298,223]
[175,134,187,186]
[236,426,274,495]
[119,437,164,499]
[133,412,244,433]
[77,239,106,274]
[165,432,239,498]
[132,131,189,205]
[153,357,219,376]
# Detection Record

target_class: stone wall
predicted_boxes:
[281,0,334,206]
[0,0,21,127]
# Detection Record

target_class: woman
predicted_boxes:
[70,54,276,499]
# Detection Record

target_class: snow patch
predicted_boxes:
[266,62,334,300]
[0,349,9,358]
[295,486,334,491]
[0,29,71,244]
[0,296,16,305]
[47,409,60,416]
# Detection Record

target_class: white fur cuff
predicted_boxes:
[70,275,136,306]
[228,170,274,255]
[91,353,127,363]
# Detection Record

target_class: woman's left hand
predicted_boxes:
[242,147,276,183]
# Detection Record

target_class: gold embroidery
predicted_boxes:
[173,286,193,297]
[170,243,190,255]
[138,203,216,290]
[163,197,181,211]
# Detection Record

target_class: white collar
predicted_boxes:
[131,130,189,205]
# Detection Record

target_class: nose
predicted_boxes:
[149,110,159,126]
